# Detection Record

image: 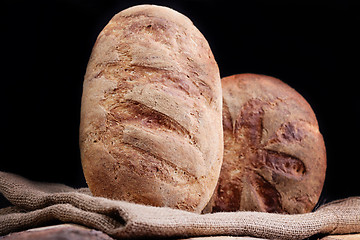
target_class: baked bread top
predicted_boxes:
[209,73,326,214]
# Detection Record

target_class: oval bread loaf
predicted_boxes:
[207,73,326,214]
[79,5,223,213]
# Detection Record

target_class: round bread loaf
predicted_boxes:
[79,5,223,213]
[207,73,326,214]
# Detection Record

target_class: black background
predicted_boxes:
[1,0,359,207]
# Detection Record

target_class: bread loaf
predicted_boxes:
[206,73,326,214]
[79,5,223,213]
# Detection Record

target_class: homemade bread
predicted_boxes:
[79,5,223,213]
[207,73,326,214]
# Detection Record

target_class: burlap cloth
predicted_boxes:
[0,171,359,240]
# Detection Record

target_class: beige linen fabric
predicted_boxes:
[0,171,359,240]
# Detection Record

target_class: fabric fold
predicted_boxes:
[0,171,359,240]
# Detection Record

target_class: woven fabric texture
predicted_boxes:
[0,171,359,240]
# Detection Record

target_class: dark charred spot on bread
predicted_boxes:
[264,150,306,179]
[235,99,264,145]
[251,173,283,213]
[222,101,233,132]
[213,178,242,212]
[279,122,305,142]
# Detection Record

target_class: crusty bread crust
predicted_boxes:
[80,5,223,213]
[207,73,326,214]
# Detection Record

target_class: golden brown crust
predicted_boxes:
[79,5,223,213]
[207,73,326,214]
